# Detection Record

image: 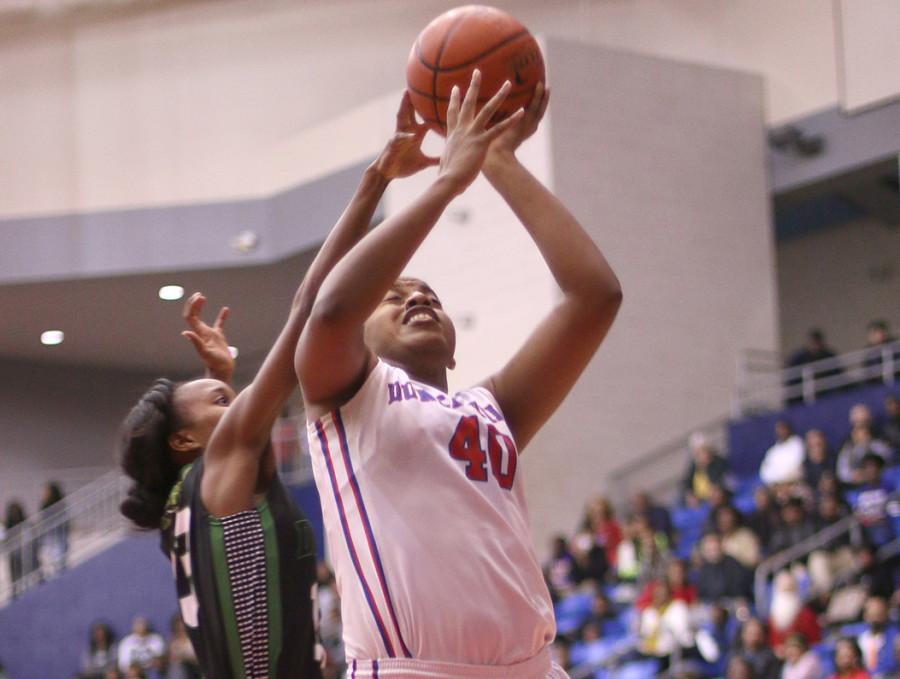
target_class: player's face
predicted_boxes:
[364,278,456,374]
[171,378,236,459]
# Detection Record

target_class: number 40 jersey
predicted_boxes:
[307,359,555,669]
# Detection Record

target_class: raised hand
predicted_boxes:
[181,292,234,383]
[373,91,440,181]
[438,69,524,195]
[485,81,549,169]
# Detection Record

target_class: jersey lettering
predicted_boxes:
[448,415,518,489]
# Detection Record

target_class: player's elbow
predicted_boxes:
[586,275,623,321]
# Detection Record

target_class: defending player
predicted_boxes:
[296,71,622,678]
[116,93,438,679]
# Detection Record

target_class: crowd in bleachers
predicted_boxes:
[71,614,200,679]
[543,394,899,679]
[1,481,70,598]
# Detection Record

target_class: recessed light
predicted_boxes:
[228,346,239,359]
[159,285,185,301]
[41,330,64,346]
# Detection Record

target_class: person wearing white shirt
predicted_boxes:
[116,617,164,673]
[760,420,805,486]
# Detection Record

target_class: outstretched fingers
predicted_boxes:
[183,292,206,328]
[485,108,525,142]
[474,79,512,129]
[213,306,230,330]
[459,69,482,122]
[447,85,461,133]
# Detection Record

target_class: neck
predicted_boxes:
[406,365,449,392]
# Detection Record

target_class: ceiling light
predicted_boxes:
[228,346,239,359]
[41,330,64,346]
[158,285,185,301]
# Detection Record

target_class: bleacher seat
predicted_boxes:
[616,658,660,679]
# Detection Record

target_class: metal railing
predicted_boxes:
[607,416,731,508]
[0,470,131,604]
[735,340,899,417]
[0,416,317,605]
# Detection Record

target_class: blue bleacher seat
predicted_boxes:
[839,621,868,637]
[554,591,594,620]
[814,642,836,676]
[616,658,660,679]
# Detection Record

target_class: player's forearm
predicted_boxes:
[231,166,392,448]
[483,153,621,308]
[309,175,459,329]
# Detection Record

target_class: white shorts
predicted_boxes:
[345,649,570,679]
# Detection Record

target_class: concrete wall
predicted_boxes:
[777,219,900,354]
[0,0,844,219]
[524,40,778,552]
[0,359,161,515]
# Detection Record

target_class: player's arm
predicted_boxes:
[480,83,623,450]
[200,94,440,516]
[297,72,521,411]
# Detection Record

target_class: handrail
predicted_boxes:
[1,417,316,604]
[753,510,878,616]
[607,416,730,507]
[736,340,899,416]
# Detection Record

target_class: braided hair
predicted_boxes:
[118,378,185,529]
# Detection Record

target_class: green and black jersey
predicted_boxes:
[160,458,322,679]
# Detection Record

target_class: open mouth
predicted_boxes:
[402,307,439,325]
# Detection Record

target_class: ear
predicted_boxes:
[447,355,456,370]
[168,430,200,454]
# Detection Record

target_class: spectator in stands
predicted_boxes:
[568,531,609,588]
[882,395,900,450]
[39,480,69,576]
[863,320,898,385]
[715,505,761,569]
[3,500,41,597]
[767,571,821,658]
[315,563,344,678]
[808,493,854,595]
[761,420,806,487]
[696,532,752,603]
[637,581,696,669]
[786,329,842,405]
[166,614,199,679]
[79,622,118,679]
[857,596,899,679]
[726,655,754,679]
[577,590,623,640]
[837,425,893,487]
[581,496,622,569]
[682,432,730,507]
[616,513,668,584]
[804,430,837,493]
[636,558,697,611]
[550,638,571,672]
[729,617,781,679]
[116,617,164,674]
[769,498,818,558]
[748,486,779,553]
[632,491,673,542]
[829,637,871,679]
[851,454,898,547]
[825,544,897,625]
[781,632,824,679]
[545,535,577,599]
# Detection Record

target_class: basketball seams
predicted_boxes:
[430,13,467,125]
[433,29,531,73]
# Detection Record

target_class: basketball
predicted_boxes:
[406,5,545,135]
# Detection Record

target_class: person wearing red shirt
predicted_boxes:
[768,571,821,656]
[828,637,871,679]
[635,559,697,611]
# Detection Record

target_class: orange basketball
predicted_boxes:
[406,5,545,136]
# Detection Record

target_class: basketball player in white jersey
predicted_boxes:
[296,71,622,678]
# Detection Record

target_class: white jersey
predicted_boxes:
[307,359,555,668]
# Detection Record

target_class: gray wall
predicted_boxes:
[0,359,162,515]
[520,40,779,553]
